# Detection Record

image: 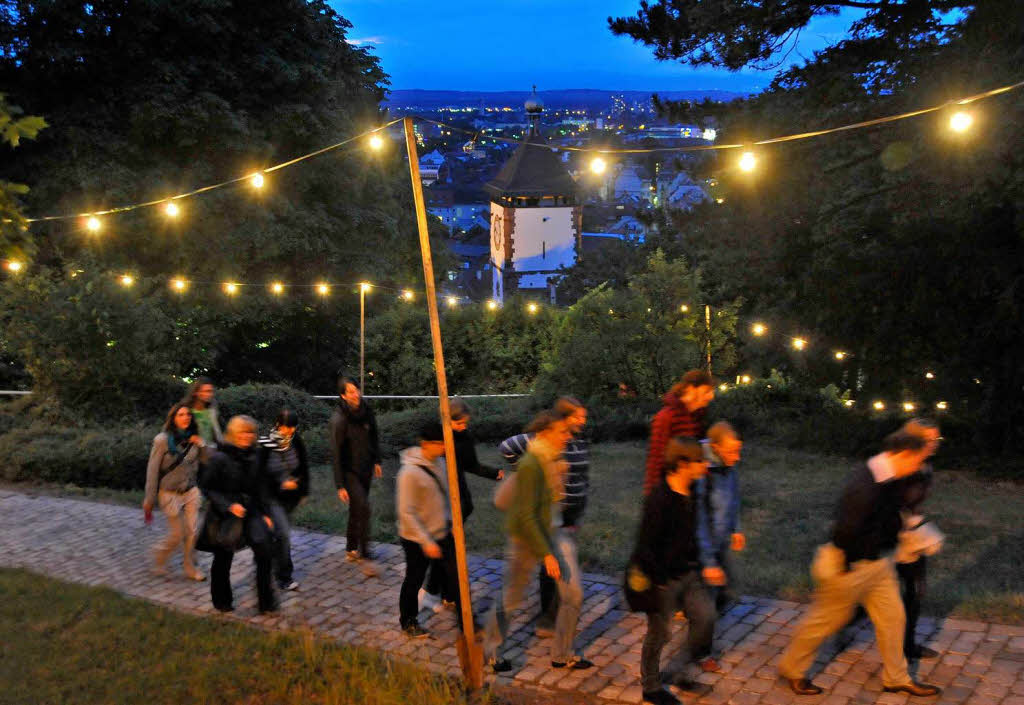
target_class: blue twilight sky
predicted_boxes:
[332,0,863,94]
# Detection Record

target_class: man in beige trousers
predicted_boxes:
[778,431,941,698]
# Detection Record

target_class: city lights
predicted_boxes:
[751,322,767,336]
[590,156,607,175]
[401,289,414,302]
[873,401,886,411]
[738,151,757,172]
[316,283,330,296]
[86,216,102,233]
[792,337,807,350]
[120,274,134,287]
[369,134,384,150]
[171,278,187,292]
[224,282,239,295]
[250,172,265,189]
[949,111,973,133]
[271,282,284,295]
[834,351,847,360]
[164,201,180,217]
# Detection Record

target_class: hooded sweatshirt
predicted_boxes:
[396,446,452,547]
[643,391,708,496]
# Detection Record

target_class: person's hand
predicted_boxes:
[374,464,383,478]
[263,516,274,530]
[543,554,561,581]
[281,479,299,491]
[702,566,726,586]
[424,542,442,559]
[229,503,246,518]
[188,435,203,447]
[337,488,349,504]
[496,470,505,481]
[142,500,153,514]
[731,532,746,551]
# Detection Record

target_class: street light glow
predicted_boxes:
[834,351,847,360]
[936,401,948,411]
[792,337,807,350]
[590,156,607,174]
[171,278,187,292]
[164,201,180,217]
[527,302,539,314]
[120,274,134,287]
[903,402,916,412]
[251,172,265,189]
[486,299,498,310]
[446,296,458,307]
[86,216,102,232]
[271,282,284,295]
[873,401,886,411]
[224,282,239,295]
[5,260,23,272]
[751,322,767,336]
[316,283,330,296]
[739,151,757,172]
[949,111,973,133]
[401,289,414,301]
[369,134,384,150]
[360,282,372,293]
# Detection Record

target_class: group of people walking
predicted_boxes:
[142,369,946,702]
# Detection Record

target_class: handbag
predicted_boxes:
[195,509,245,553]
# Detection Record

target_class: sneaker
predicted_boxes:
[551,656,594,670]
[489,658,513,673]
[698,657,722,673]
[280,580,299,591]
[419,588,442,613]
[402,623,430,639]
[642,688,680,705]
[345,550,361,562]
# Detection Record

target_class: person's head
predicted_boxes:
[708,421,742,467]
[672,369,716,412]
[903,417,941,459]
[337,375,361,409]
[418,421,446,461]
[449,398,471,433]
[526,410,571,454]
[163,402,195,434]
[183,376,216,409]
[664,436,709,488]
[881,430,928,477]
[225,415,258,449]
[274,409,299,440]
[554,396,587,436]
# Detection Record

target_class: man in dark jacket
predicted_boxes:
[777,432,941,698]
[644,370,714,496]
[330,376,382,568]
[197,415,277,613]
[633,436,720,705]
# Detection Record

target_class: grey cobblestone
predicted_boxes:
[0,490,1020,704]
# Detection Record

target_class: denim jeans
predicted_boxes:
[265,502,293,585]
[641,571,716,692]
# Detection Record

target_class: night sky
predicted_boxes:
[333,0,864,93]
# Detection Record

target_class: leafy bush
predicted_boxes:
[217,383,333,430]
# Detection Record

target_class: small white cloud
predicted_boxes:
[347,36,385,45]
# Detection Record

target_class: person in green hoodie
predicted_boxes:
[483,409,591,673]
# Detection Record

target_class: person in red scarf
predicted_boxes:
[643,370,716,497]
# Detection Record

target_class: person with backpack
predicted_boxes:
[258,409,309,592]
[396,421,466,638]
[498,397,589,636]
[629,436,720,705]
[143,402,205,581]
[484,410,590,673]
[330,375,382,569]
[419,398,503,613]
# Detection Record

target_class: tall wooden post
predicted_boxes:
[402,116,484,689]
[705,304,712,374]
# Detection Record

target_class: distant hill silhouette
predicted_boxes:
[386,88,746,110]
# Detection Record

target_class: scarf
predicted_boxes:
[166,427,192,456]
[527,437,566,503]
[269,428,292,451]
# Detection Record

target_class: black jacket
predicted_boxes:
[196,443,274,552]
[330,400,381,488]
[901,464,933,515]
[258,434,309,513]
[832,463,904,566]
[453,428,500,520]
[631,481,701,585]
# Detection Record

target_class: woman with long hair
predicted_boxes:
[181,376,223,448]
[143,402,205,581]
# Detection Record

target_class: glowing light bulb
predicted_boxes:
[949,111,973,133]
[270,282,284,295]
[680,304,689,313]
[486,299,498,310]
[360,282,372,293]
[86,216,102,232]
[844,399,855,408]
[834,351,847,360]
[446,296,458,307]
[590,156,607,175]
[251,172,265,189]
[925,371,935,380]
[738,151,757,172]
[369,134,384,150]
[936,401,948,411]
[402,290,414,302]
[164,201,180,217]
[5,260,23,272]
[316,283,330,296]
[719,383,728,392]
[120,274,134,287]
[740,375,751,384]
[751,323,767,336]
[792,337,807,350]
[171,278,187,292]
[873,401,885,411]
[903,402,916,412]
[224,282,239,295]
[527,302,539,314]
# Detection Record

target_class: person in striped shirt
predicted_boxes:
[499,397,589,635]
[644,370,715,497]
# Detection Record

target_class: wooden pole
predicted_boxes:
[705,304,712,374]
[360,285,366,390]
[402,116,484,689]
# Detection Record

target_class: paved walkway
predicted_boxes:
[1,489,1022,705]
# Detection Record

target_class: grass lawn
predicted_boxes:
[8,442,1023,624]
[0,568,497,705]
